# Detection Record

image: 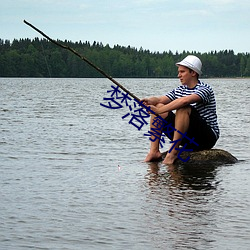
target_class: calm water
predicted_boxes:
[1,78,250,250]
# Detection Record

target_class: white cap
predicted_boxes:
[176,55,202,75]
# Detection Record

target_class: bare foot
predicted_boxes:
[144,151,162,162]
[163,152,178,165]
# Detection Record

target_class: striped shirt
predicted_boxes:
[166,80,220,139]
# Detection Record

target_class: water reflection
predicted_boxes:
[144,162,220,249]
[147,162,219,191]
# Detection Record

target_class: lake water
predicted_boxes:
[1,78,250,250]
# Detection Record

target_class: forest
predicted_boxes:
[0,38,250,78]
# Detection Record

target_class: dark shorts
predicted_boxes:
[164,106,217,151]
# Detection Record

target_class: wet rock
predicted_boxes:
[161,149,238,166]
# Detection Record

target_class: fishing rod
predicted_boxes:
[23,20,140,102]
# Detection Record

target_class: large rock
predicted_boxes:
[161,148,238,166]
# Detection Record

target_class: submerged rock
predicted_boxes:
[161,148,238,166]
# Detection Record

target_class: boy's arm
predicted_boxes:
[149,94,201,114]
[141,95,171,106]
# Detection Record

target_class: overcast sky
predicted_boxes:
[1,0,249,53]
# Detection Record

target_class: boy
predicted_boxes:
[143,55,219,164]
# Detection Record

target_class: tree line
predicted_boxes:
[0,38,250,78]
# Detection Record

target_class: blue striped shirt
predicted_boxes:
[166,80,220,139]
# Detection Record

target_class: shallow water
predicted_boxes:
[1,78,250,249]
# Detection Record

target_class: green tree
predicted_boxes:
[244,56,250,76]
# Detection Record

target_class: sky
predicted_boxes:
[1,0,250,53]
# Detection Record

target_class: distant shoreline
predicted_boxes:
[1,38,250,78]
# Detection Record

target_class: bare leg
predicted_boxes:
[144,104,168,162]
[163,106,191,165]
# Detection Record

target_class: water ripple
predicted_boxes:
[0,78,250,249]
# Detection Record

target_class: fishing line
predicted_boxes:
[40,39,52,77]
